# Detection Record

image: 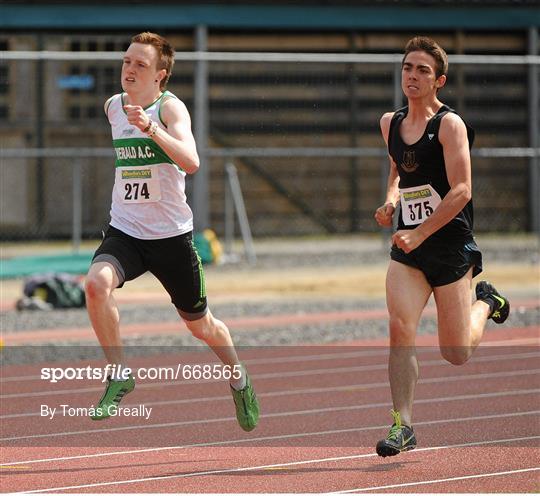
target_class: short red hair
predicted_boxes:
[131,32,174,90]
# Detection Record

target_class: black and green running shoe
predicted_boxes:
[376,410,416,457]
[475,281,510,324]
[91,374,135,421]
[230,370,259,432]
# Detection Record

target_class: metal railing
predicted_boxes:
[1,43,539,247]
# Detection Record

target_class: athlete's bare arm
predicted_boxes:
[375,112,400,228]
[392,112,472,252]
[123,98,200,174]
[414,113,471,236]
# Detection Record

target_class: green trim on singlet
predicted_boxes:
[113,137,182,170]
[120,92,165,115]
[120,93,127,115]
[104,97,114,119]
[158,91,178,128]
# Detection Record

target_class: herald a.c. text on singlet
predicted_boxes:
[113,137,175,167]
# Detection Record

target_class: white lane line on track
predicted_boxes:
[0,349,392,383]
[4,393,540,468]
[2,389,538,466]
[3,368,538,419]
[3,374,540,423]
[1,402,538,448]
[331,467,540,493]
[3,336,536,383]
[2,350,538,399]
[12,435,540,494]
[485,337,539,346]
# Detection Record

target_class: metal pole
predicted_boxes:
[528,27,539,234]
[193,25,210,232]
[392,61,403,234]
[379,61,403,246]
[224,160,234,255]
[348,33,359,233]
[393,61,402,111]
[72,159,82,253]
[225,162,256,265]
[36,34,45,236]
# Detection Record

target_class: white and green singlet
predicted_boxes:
[107,91,193,239]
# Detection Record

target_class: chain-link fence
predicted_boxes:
[1,49,539,243]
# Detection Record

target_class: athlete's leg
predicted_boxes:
[151,233,242,372]
[86,226,146,369]
[181,310,241,369]
[182,310,259,431]
[150,232,258,429]
[386,260,432,426]
[84,261,123,365]
[86,229,146,420]
[433,267,490,365]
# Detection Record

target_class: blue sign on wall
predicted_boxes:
[57,75,94,90]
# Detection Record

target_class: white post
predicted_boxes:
[72,159,82,253]
[193,25,210,231]
[528,27,539,234]
[225,162,256,265]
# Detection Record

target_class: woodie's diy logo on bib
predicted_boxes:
[402,188,432,201]
[121,169,152,180]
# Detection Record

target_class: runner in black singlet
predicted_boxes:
[373,36,510,457]
[387,104,481,287]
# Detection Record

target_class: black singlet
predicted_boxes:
[388,104,475,243]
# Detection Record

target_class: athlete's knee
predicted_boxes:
[189,314,229,343]
[84,271,114,302]
[184,313,215,341]
[185,319,207,340]
[440,346,472,366]
[389,316,416,346]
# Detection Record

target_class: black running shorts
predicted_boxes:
[92,225,207,321]
[390,236,483,287]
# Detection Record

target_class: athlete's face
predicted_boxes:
[401,50,446,99]
[121,43,165,93]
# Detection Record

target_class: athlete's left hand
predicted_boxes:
[124,105,150,131]
[392,229,425,253]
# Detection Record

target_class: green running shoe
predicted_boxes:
[230,369,259,432]
[475,281,510,324]
[91,374,135,421]
[376,410,416,457]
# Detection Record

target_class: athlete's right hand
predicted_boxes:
[374,202,395,227]
[123,104,150,132]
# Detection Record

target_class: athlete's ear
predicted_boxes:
[155,68,167,85]
[435,74,447,89]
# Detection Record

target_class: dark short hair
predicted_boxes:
[131,32,174,90]
[402,36,448,79]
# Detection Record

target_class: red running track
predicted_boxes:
[0,325,539,493]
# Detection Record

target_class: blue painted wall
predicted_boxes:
[1,4,539,29]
